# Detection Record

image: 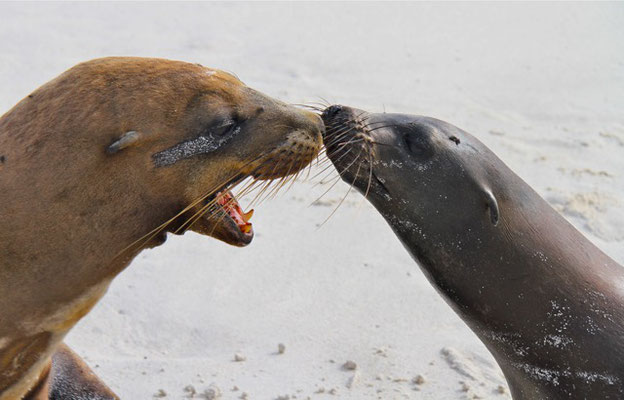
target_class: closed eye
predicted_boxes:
[402,124,436,159]
[403,133,431,157]
[219,121,239,137]
[207,118,240,138]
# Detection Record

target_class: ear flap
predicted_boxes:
[106,131,142,154]
[483,188,499,226]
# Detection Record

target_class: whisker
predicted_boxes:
[317,149,365,228]
[246,179,275,210]
[113,170,246,260]
[366,124,400,133]
[174,167,266,234]
[113,149,283,259]
[291,103,324,113]
[322,112,371,148]
[335,138,366,149]
[323,109,370,132]
[303,158,314,181]
[174,197,218,234]
[263,157,298,202]
[363,142,374,200]
[314,97,332,107]
[309,174,342,206]
[309,147,354,183]
[311,143,365,204]
[312,136,368,184]
[285,159,307,192]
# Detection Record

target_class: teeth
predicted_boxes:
[242,209,254,222]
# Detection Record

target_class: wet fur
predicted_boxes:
[323,106,624,399]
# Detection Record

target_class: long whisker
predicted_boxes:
[113,150,278,259]
[366,124,400,133]
[322,111,370,143]
[313,137,366,181]
[263,156,299,202]
[285,159,307,192]
[291,103,324,112]
[174,197,219,234]
[175,154,282,234]
[245,154,295,208]
[196,158,289,236]
[322,118,371,149]
[315,114,381,220]
[178,174,262,234]
[363,141,374,199]
[309,147,354,184]
[323,109,370,132]
[311,143,365,205]
[246,178,275,209]
[317,149,365,227]
[113,170,246,260]
[315,97,332,107]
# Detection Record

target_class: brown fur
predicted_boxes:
[0,57,323,398]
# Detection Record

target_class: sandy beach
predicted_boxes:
[1,3,623,399]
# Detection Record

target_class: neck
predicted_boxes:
[387,184,624,397]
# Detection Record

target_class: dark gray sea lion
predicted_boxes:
[322,105,624,399]
[0,57,323,399]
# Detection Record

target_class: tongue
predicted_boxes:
[217,191,254,234]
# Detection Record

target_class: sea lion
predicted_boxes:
[0,57,323,398]
[321,105,624,399]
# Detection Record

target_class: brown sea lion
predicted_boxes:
[322,105,624,399]
[0,57,323,399]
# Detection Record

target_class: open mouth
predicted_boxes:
[186,130,322,246]
[177,174,257,247]
[215,189,254,238]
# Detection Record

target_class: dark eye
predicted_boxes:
[403,133,432,158]
[206,117,240,138]
[218,120,238,136]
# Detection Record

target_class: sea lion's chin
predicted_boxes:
[206,217,255,247]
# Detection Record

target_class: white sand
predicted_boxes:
[1,3,622,399]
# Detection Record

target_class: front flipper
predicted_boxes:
[25,343,119,400]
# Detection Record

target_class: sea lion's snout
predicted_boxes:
[321,105,394,199]
[321,104,367,148]
[246,106,323,181]
[320,104,360,132]
[321,104,345,121]
[299,108,326,144]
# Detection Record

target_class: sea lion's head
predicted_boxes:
[58,58,323,247]
[321,105,500,242]
[0,57,324,397]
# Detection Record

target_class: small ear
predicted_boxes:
[484,188,499,226]
[106,131,142,154]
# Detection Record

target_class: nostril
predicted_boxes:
[322,105,343,120]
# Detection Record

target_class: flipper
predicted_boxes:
[24,343,119,400]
